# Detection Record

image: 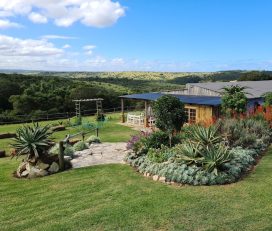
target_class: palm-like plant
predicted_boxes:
[203,145,231,175]
[188,125,222,147]
[11,123,52,161]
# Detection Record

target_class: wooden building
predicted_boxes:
[119,93,221,127]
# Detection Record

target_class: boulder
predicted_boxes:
[21,170,29,177]
[152,175,159,181]
[36,161,49,170]
[0,150,6,158]
[159,177,166,182]
[48,162,59,173]
[28,166,48,178]
[64,155,72,161]
[16,162,27,177]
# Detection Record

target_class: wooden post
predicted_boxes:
[144,101,149,127]
[121,98,125,123]
[58,141,65,171]
[96,128,99,137]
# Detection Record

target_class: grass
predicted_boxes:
[0,147,272,230]
[0,113,137,155]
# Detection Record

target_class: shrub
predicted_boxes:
[153,95,187,146]
[147,145,174,163]
[86,135,101,144]
[73,141,88,151]
[49,143,75,157]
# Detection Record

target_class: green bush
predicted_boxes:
[49,143,75,157]
[147,145,174,163]
[73,141,88,151]
[86,135,101,144]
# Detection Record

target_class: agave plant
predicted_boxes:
[173,142,204,165]
[188,125,222,147]
[11,123,52,161]
[203,144,232,175]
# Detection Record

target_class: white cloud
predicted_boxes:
[0,34,63,56]
[42,35,78,40]
[62,44,71,49]
[83,45,96,55]
[0,19,21,29]
[0,0,126,28]
[28,12,48,24]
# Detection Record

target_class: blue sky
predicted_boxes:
[0,0,272,71]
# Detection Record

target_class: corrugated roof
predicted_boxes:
[120,93,222,106]
[187,80,272,98]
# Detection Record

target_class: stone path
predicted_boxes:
[71,142,129,168]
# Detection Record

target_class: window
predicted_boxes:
[185,108,197,123]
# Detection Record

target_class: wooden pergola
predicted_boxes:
[72,98,104,117]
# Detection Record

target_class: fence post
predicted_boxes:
[96,128,99,137]
[58,141,65,171]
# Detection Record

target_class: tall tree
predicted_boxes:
[221,85,248,116]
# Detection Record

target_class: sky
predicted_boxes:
[0,0,272,72]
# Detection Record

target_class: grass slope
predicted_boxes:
[0,113,136,155]
[0,147,272,230]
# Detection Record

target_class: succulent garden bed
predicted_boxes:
[11,123,101,179]
[125,117,272,185]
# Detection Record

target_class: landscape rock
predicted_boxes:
[36,161,49,170]
[152,175,159,181]
[0,150,6,158]
[17,162,27,177]
[159,177,166,182]
[48,162,59,173]
[64,155,72,161]
[21,170,29,177]
[28,166,48,178]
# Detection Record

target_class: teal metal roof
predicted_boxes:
[120,93,222,106]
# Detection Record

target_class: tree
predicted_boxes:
[153,95,187,146]
[239,71,272,81]
[221,85,248,116]
[264,92,272,106]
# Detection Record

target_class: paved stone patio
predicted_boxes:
[71,142,129,168]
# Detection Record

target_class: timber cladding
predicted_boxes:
[184,104,215,124]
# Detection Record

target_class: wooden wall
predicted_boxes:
[184,104,220,124]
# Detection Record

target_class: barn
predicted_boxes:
[120,80,272,127]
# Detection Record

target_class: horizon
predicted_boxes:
[1,0,272,72]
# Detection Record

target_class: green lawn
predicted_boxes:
[0,146,272,230]
[0,113,137,155]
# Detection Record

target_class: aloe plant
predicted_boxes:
[203,145,231,175]
[11,123,52,161]
[188,125,222,147]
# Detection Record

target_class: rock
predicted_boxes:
[0,150,5,158]
[48,162,59,173]
[152,175,159,181]
[21,170,29,177]
[64,155,72,161]
[159,177,166,182]
[28,166,48,178]
[16,162,27,177]
[36,161,49,170]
